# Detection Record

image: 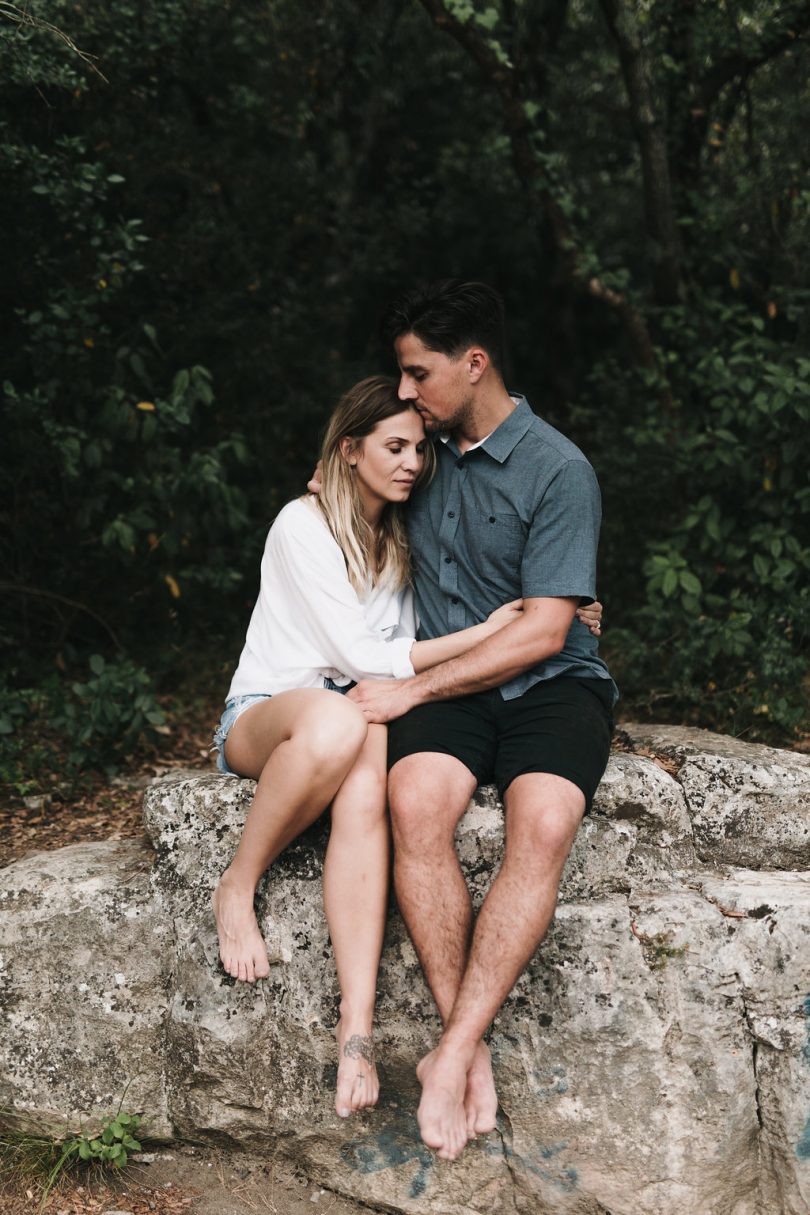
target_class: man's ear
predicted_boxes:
[467,347,489,384]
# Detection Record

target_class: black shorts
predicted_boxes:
[386,676,614,812]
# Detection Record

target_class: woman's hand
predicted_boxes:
[576,599,603,636]
[487,599,524,630]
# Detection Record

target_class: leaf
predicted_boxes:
[164,574,181,599]
[89,654,105,675]
[679,571,702,596]
[662,568,679,597]
[136,401,156,412]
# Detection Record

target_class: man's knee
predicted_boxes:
[504,774,585,866]
[388,754,475,853]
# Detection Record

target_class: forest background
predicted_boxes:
[1,0,809,795]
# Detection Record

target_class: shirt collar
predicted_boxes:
[480,395,534,463]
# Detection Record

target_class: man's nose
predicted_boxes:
[398,374,416,401]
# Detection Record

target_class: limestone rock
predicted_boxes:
[2,726,810,1214]
[618,723,810,869]
[0,839,171,1136]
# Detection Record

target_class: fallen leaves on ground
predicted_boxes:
[0,699,216,869]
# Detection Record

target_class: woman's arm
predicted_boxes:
[409,596,603,672]
[409,601,523,672]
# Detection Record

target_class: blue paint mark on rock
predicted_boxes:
[796,993,810,1160]
[484,1133,578,1193]
[797,1120,810,1160]
[340,1103,435,1199]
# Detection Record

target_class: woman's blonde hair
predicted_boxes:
[315,375,435,594]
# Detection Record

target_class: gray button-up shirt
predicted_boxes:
[406,396,617,701]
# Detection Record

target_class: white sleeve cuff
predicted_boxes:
[390,637,416,679]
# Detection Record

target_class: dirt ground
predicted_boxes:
[1,1142,384,1214]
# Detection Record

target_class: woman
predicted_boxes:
[212,376,601,1120]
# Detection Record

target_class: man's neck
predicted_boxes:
[452,384,518,453]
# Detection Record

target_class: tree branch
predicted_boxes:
[0,2,108,82]
[416,0,665,379]
[598,0,683,305]
[0,581,122,651]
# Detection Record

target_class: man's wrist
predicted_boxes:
[403,673,430,710]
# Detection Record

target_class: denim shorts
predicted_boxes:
[212,680,356,776]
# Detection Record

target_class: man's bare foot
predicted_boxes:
[212,870,271,983]
[464,1041,498,1135]
[335,1019,379,1118]
[416,1047,470,1161]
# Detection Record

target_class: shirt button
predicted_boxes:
[456,459,464,469]
[451,596,459,604]
[489,515,496,523]
[444,556,452,564]
[448,511,455,518]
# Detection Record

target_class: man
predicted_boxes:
[347,280,616,1161]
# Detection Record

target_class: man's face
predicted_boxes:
[394,332,474,433]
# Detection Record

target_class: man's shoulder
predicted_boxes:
[520,408,592,470]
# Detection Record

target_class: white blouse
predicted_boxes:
[226,497,417,700]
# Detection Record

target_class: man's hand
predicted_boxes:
[307,460,323,494]
[347,677,417,723]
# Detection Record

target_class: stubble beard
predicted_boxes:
[420,393,474,437]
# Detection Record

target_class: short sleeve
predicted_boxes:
[520,461,601,603]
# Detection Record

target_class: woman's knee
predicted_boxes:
[297,697,368,772]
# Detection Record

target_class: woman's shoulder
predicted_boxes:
[268,496,335,547]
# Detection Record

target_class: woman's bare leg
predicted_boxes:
[322,723,389,1117]
[213,690,368,982]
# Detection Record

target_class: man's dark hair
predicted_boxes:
[382,279,506,377]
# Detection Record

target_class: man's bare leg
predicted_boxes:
[389,754,493,1153]
[323,724,389,1118]
[415,773,585,1159]
[213,691,368,982]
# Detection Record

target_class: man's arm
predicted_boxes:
[347,596,576,722]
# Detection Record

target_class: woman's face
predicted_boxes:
[344,407,427,519]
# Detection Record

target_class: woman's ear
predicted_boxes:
[339,436,358,467]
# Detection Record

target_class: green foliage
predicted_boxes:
[57,1111,142,1173]
[52,655,167,768]
[597,296,809,740]
[0,656,166,780]
[0,1107,143,1210]
[1,0,808,750]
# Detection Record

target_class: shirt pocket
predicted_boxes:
[476,510,526,573]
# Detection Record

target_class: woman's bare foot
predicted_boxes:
[464,1041,498,1135]
[416,1046,470,1161]
[212,869,271,983]
[335,1019,379,1118]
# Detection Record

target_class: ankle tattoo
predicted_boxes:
[343,1034,375,1066]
